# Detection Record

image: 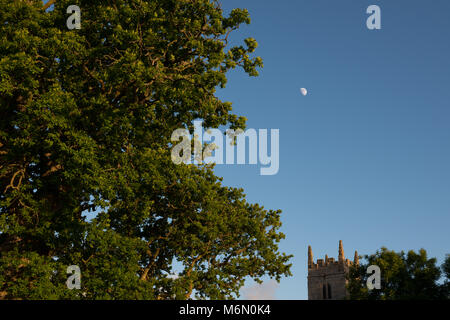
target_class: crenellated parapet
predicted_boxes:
[308,240,358,271]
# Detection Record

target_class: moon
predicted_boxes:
[300,88,308,96]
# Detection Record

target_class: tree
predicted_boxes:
[441,254,450,299]
[347,247,448,300]
[0,0,292,299]
[442,254,450,280]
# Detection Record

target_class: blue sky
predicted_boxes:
[211,0,450,299]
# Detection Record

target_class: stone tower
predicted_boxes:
[307,240,358,300]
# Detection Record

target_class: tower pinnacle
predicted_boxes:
[354,250,359,265]
[308,245,313,267]
[338,240,344,262]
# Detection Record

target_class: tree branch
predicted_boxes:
[43,0,55,11]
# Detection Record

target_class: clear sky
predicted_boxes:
[211,0,450,299]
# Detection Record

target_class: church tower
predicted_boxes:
[307,240,358,300]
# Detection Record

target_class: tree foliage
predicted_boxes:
[0,0,291,299]
[347,247,449,300]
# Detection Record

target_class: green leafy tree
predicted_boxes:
[442,255,450,280]
[347,247,448,300]
[0,0,292,299]
[441,254,450,298]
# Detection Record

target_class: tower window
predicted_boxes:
[323,284,326,299]
[328,283,332,299]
